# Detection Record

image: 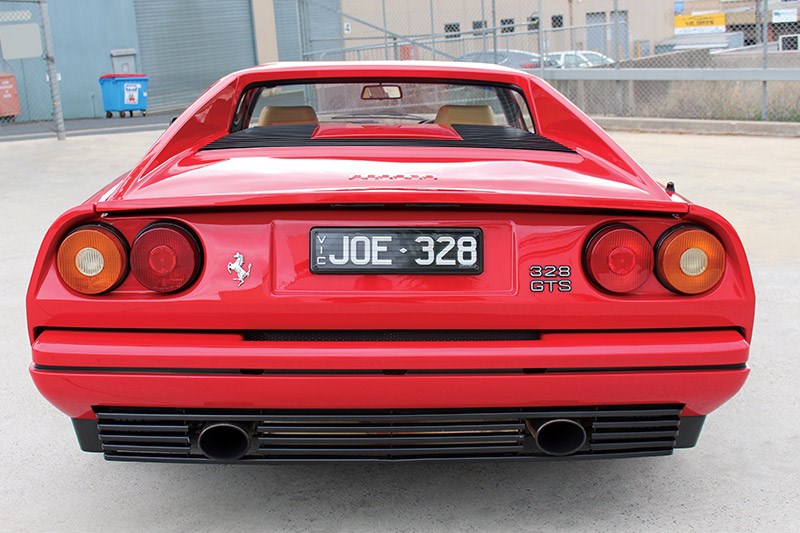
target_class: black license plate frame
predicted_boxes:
[310,227,483,274]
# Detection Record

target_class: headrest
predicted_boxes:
[434,105,495,126]
[258,105,318,126]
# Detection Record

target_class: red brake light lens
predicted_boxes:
[130,223,201,293]
[656,226,725,294]
[585,226,654,293]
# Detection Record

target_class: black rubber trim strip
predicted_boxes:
[35,363,747,375]
[243,329,533,342]
[103,449,674,464]
[201,124,576,153]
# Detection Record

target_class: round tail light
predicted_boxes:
[56,225,128,294]
[130,223,202,293]
[585,225,654,293]
[656,226,725,294]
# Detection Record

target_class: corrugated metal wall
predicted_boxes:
[273,0,302,61]
[133,0,256,111]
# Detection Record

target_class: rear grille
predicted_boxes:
[242,330,539,342]
[94,405,682,463]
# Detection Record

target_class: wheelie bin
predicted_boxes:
[98,74,149,118]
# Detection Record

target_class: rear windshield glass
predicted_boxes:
[236,81,535,132]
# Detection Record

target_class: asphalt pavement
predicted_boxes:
[1,130,798,532]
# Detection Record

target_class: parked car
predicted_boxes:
[458,49,558,69]
[546,50,615,68]
[28,61,753,464]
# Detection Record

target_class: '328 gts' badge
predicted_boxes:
[529,264,572,293]
[227,252,252,287]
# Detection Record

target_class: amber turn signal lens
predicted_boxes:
[585,226,654,293]
[656,227,725,294]
[56,225,128,294]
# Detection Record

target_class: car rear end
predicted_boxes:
[27,63,753,463]
[28,201,753,463]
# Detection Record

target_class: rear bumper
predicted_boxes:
[31,328,748,461]
[31,328,749,419]
[31,330,749,418]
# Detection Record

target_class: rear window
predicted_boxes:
[234,80,535,132]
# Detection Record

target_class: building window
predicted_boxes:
[500,18,515,33]
[472,20,487,35]
[527,16,539,31]
[444,22,461,39]
[552,15,564,29]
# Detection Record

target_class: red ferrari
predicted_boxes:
[27,62,754,463]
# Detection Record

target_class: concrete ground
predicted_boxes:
[0,112,175,142]
[1,130,798,532]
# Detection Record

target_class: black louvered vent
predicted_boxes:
[201,124,576,153]
[94,405,682,463]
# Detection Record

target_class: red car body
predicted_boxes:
[28,62,754,463]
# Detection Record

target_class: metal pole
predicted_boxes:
[491,0,498,64]
[613,0,622,116]
[38,0,65,140]
[755,0,762,44]
[429,0,436,60]
[538,0,544,78]
[612,0,620,64]
[761,0,769,120]
[481,0,486,52]
[381,0,388,60]
[568,0,575,50]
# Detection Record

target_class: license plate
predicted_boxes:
[310,228,483,274]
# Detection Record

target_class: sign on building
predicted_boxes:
[0,23,42,60]
[773,9,798,24]
[674,13,726,35]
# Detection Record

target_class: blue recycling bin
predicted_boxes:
[99,74,148,118]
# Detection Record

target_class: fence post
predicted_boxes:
[491,0,498,64]
[761,0,769,121]
[481,0,487,52]
[38,0,65,140]
[428,0,436,60]
[537,0,544,78]
[381,0,388,60]
[612,0,624,116]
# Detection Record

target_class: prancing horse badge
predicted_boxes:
[227,252,252,287]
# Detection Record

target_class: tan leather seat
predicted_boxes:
[434,105,495,126]
[258,105,318,126]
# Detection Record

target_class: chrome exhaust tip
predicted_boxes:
[197,422,253,461]
[529,419,587,456]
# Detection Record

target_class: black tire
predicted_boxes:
[142,110,147,117]
[106,111,112,118]
[119,111,126,118]
[129,110,133,118]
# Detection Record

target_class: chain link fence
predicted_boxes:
[2,0,799,135]
[298,0,800,122]
[0,0,63,136]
